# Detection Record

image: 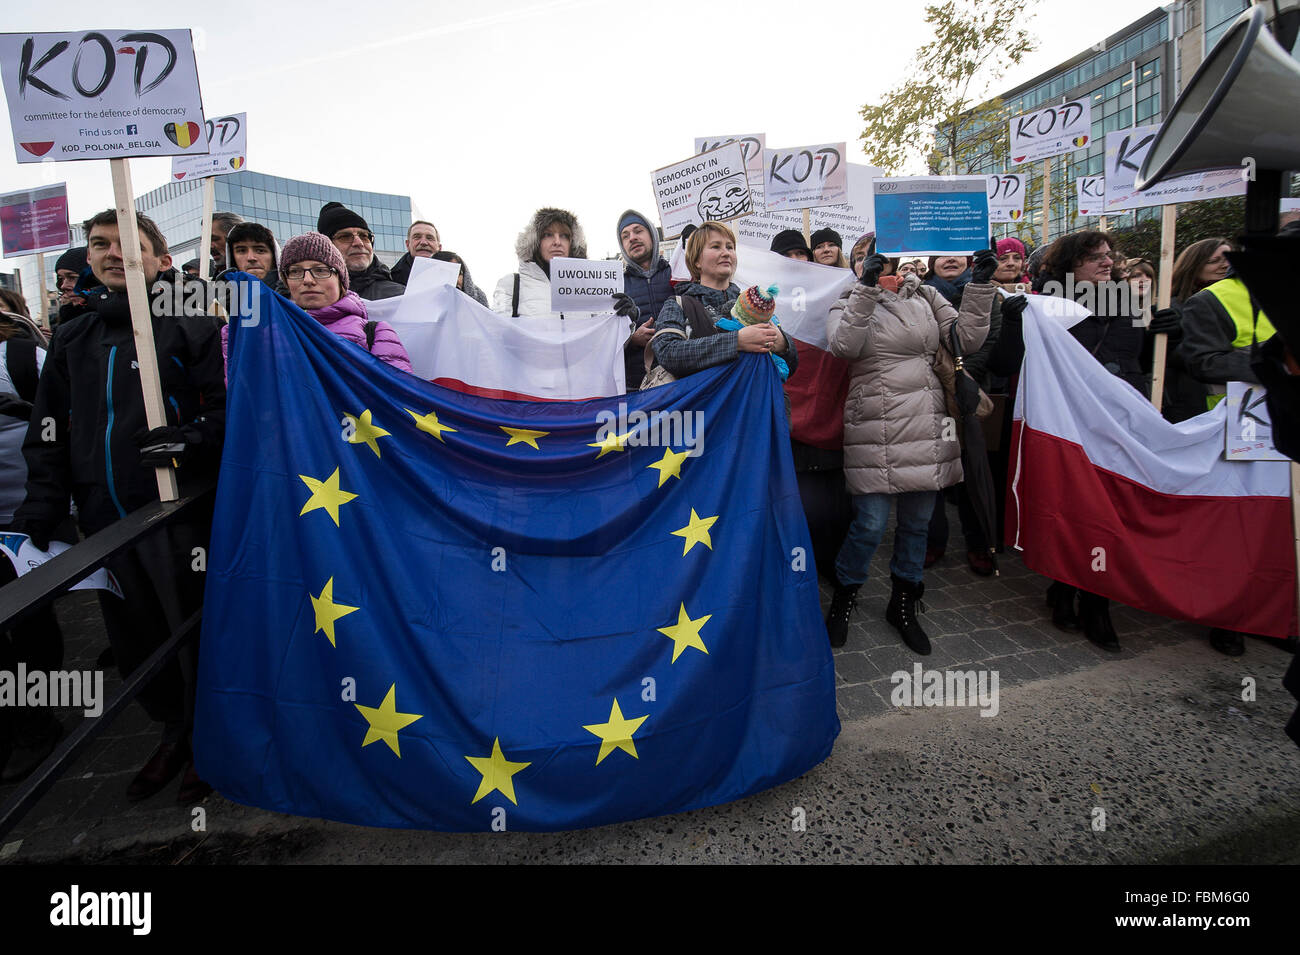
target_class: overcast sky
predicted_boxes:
[1,0,1164,285]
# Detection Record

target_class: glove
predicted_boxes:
[1149,307,1182,340]
[858,254,888,287]
[611,292,640,324]
[1000,294,1027,325]
[971,248,998,284]
[9,520,52,552]
[135,425,203,469]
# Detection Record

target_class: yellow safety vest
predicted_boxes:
[1203,277,1275,408]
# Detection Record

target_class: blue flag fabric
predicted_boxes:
[194,277,839,831]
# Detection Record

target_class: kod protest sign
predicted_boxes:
[0,30,206,162]
[1226,382,1286,461]
[694,134,765,185]
[550,257,623,313]
[987,173,1025,223]
[1104,124,1245,211]
[172,112,247,180]
[652,142,752,239]
[763,142,847,212]
[0,183,69,255]
[1077,176,1105,217]
[1009,98,1091,165]
[872,176,989,256]
[733,163,880,250]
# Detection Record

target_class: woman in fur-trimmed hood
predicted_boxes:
[492,207,589,318]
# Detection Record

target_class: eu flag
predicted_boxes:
[194,277,839,831]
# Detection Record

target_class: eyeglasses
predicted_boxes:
[285,265,338,281]
[333,229,373,245]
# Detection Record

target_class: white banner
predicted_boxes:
[1076,176,1105,218]
[652,142,752,239]
[987,172,1026,223]
[1009,98,1092,165]
[762,142,848,211]
[734,248,856,351]
[0,30,206,162]
[1104,125,1246,211]
[549,257,623,313]
[171,112,247,180]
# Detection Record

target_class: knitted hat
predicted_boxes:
[280,231,349,292]
[996,237,1026,258]
[770,229,811,258]
[731,284,779,325]
[55,246,87,275]
[810,228,843,250]
[317,201,369,239]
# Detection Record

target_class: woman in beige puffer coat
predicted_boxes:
[822,249,996,654]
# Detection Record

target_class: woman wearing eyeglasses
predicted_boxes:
[221,232,413,378]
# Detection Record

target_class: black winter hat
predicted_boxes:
[317,201,369,238]
[55,246,87,275]
[770,229,811,258]
[810,228,843,250]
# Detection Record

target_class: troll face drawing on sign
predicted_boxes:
[697,173,752,222]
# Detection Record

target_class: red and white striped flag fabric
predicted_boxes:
[1008,295,1297,638]
[366,284,629,400]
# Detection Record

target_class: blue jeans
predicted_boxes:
[834,490,937,587]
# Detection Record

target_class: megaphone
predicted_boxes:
[1136,6,1300,193]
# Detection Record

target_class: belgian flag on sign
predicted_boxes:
[230,156,245,170]
[165,122,202,148]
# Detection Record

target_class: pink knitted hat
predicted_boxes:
[281,231,350,292]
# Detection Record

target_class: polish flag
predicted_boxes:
[1008,294,1297,638]
[366,282,628,401]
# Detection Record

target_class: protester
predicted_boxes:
[896,259,919,277]
[11,209,226,804]
[924,254,973,305]
[822,249,995,651]
[648,221,797,382]
[770,229,812,261]
[224,232,412,377]
[993,237,1029,288]
[614,210,672,391]
[1127,258,1155,303]
[210,211,243,274]
[53,246,88,326]
[317,202,404,301]
[389,221,442,286]
[492,207,589,318]
[220,221,280,289]
[1150,236,1234,420]
[431,250,490,306]
[811,228,849,268]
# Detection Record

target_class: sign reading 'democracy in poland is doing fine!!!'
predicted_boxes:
[1008,98,1092,166]
[171,112,247,180]
[652,142,752,240]
[549,258,623,314]
[0,30,206,162]
[872,177,990,257]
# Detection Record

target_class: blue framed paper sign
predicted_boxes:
[872,176,990,257]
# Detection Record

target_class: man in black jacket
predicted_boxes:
[11,209,226,804]
[317,202,404,300]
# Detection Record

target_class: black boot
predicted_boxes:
[886,573,931,655]
[1079,591,1120,652]
[1046,581,1080,632]
[825,582,861,648]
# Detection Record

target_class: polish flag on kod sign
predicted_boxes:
[1007,295,1296,638]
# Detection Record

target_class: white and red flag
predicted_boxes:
[1008,295,1296,638]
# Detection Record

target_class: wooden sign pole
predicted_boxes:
[1041,157,1051,249]
[34,252,49,330]
[1099,215,1109,232]
[109,157,179,502]
[801,208,812,247]
[198,175,216,280]
[1150,202,1177,413]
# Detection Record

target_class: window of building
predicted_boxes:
[1205,0,1249,51]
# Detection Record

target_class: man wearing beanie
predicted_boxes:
[317,201,403,301]
[615,209,672,390]
[53,246,88,326]
[770,229,812,261]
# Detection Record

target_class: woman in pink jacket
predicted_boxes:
[223,231,412,376]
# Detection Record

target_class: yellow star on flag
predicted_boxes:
[588,430,631,459]
[583,698,649,765]
[647,447,690,487]
[465,737,531,805]
[406,408,457,442]
[299,468,358,526]
[311,576,359,647]
[354,684,423,758]
[657,602,712,663]
[500,426,549,449]
[343,409,390,458]
[671,508,718,555]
